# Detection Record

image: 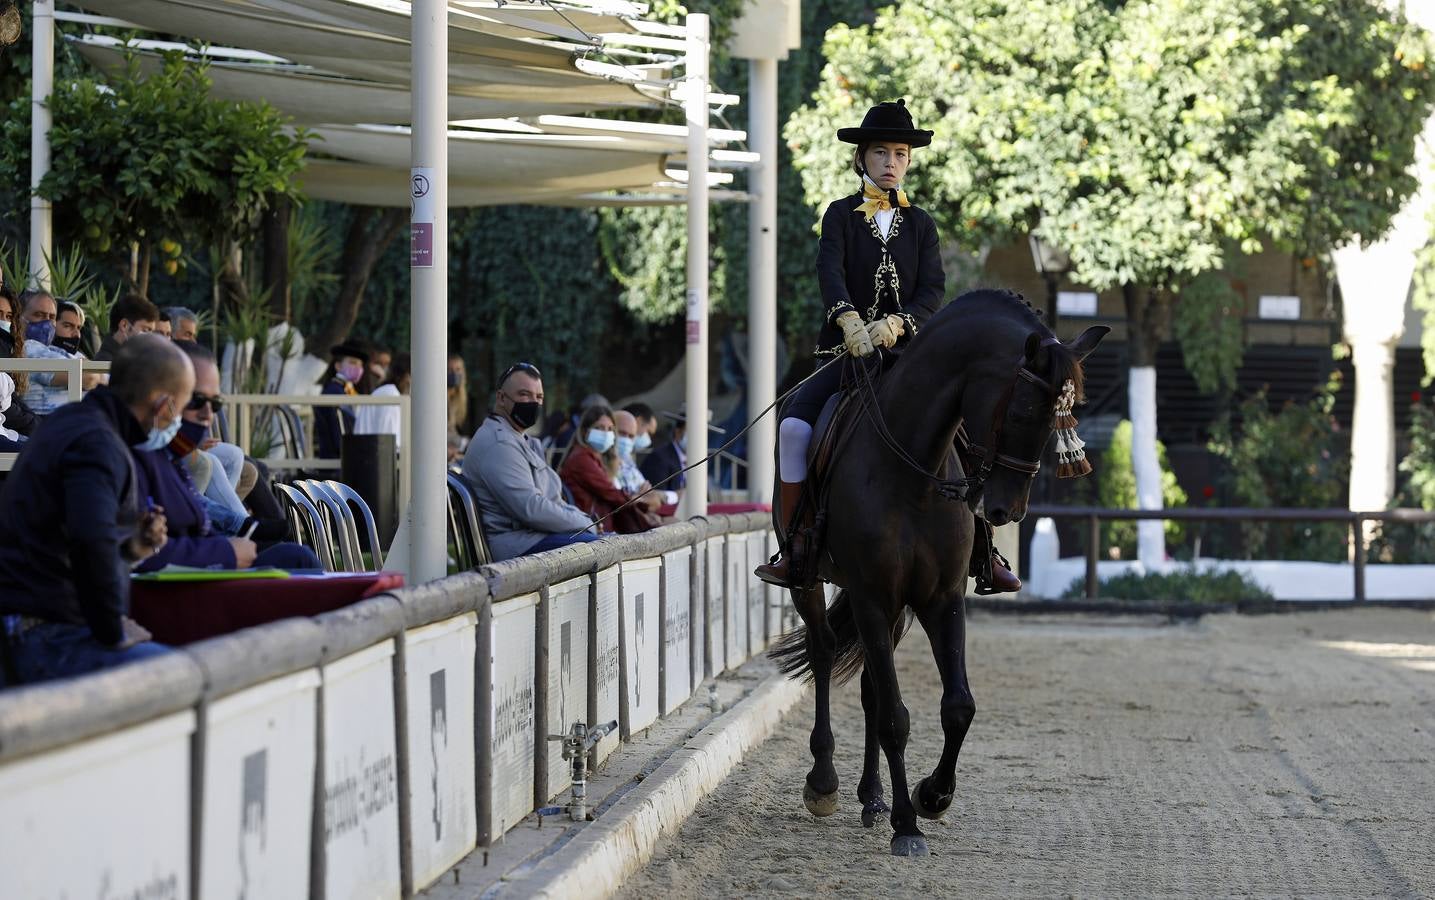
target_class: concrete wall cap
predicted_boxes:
[482,553,557,600]
[396,573,490,629]
[316,594,406,664]
[0,652,204,763]
[183,617,326,701]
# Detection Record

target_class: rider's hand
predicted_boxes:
[867,314,905,349]
[837,311,875,358]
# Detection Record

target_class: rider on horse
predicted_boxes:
[754,99,1021,593]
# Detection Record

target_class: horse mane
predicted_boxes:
[926,287,1087,399]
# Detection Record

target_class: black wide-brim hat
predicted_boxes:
[330,340,371,365]
[837,98,933,148]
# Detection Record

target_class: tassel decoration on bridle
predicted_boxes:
[1052,378,1091,478]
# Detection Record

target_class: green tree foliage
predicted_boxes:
[1371,402,1435,562]
[1170,271,1245,394]
[0,51,307,290]
[1207,376,1350,560]
[1098,419,1188,557]
[787,0,1435,373]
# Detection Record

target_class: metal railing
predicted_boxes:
[221,392,411,515]
[1027,505,1435,602]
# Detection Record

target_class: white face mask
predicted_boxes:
[0,320,10,334]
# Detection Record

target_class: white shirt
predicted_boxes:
[0,372,18,441]
[864,175,899,241]
[354,383,403,447]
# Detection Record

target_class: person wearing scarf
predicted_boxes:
[756,100,1020,593]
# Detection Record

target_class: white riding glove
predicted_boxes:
[866,314,905,349]
[836,310,875,358]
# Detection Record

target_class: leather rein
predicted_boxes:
[850,344,1061,503]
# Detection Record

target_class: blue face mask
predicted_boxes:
[133,398,182,452]
[616,435,636,459]
[634,432,651,451]
[587,428,615,453]
[677,433,687,452]
[25,320,55,346]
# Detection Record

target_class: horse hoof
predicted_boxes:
[890,834,929,857]
[803,783,840,817]
[860,798,890,828]
[912,776,953,821]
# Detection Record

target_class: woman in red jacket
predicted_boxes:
[559,405,655,534]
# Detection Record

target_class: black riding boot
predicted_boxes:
[755,480,812,588]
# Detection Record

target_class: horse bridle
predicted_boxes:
[851,344,1061,503]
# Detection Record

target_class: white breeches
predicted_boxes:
[778,417,814,483]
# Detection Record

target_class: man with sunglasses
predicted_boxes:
[460,362,600,561]
[168,342,290,542]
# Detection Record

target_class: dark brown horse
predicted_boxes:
[771,288,1107,856]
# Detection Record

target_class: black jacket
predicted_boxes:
[814,192,945,357]
[0,386,145,644]
[639,442,685,492]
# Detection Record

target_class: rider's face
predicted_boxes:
[863,142,911,188]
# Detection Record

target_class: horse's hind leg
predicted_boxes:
[912,592,976,821]
[793,584,839,817]
[851,594,926,856]
[857,668,889,827]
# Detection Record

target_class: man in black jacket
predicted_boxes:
[0,335,188,687]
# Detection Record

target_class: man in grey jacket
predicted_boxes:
[461,362,598,561]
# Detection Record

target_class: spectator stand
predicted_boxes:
[0,357,109,472]
[0,512,783,899]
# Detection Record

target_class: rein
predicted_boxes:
[851,344,1058,503]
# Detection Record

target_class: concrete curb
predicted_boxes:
[504,671,809,899]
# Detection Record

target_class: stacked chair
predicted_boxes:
[446,469,492,570]
[273,479,384,572]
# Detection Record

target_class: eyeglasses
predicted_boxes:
[187,392,224,413]
[498,361,542,385]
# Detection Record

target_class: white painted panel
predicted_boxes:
[489,594,537,837]
[201,669,319,900]
[705,537,725,674]
[766,531,790,636]
[404,614,478,890]
[546,576,590,799]
[662,548,693,714]
[322,639,401,900]
[746,531,768,653]
[592,567,621,764]
[620,557,662,735]
[0,712,194,900]
[725,533,749,666]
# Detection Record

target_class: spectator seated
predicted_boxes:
[94,293,160,362]
[459,361,599,561]
[559,404,657,535]
[21,293,101,415]
[0,335,183,687]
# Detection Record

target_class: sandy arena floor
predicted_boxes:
[619,609,1435,898]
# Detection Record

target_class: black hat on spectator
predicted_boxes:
[329,340,371,365]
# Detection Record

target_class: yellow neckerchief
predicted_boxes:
[855,177,909,221]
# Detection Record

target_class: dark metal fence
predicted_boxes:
[1025,506,1435,602]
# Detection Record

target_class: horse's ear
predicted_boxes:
[1023,332,1044,363]
[1066,325,1111,362]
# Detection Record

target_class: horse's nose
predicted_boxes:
[987,508,1010,527]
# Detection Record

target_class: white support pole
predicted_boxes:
[409,0,448,584]
[29,0,55,290]
[682,13,710,520]
[746,56,778,503]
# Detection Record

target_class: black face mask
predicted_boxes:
[53,334,81,354]
[509,400,542,430]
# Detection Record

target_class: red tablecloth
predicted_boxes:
[131,571,405,645]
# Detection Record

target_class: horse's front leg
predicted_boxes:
[850,594,925,856]
[793,584,839,816]
[912,592,976,821]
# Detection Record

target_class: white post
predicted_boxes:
[746,56,778,503]
[409,0,448,584]
[1128,366,1165,568]
[29,0,54,290]
[1348,338,1398,515]
[682,13,710,520]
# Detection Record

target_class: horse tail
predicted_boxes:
[768,589,868,686]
